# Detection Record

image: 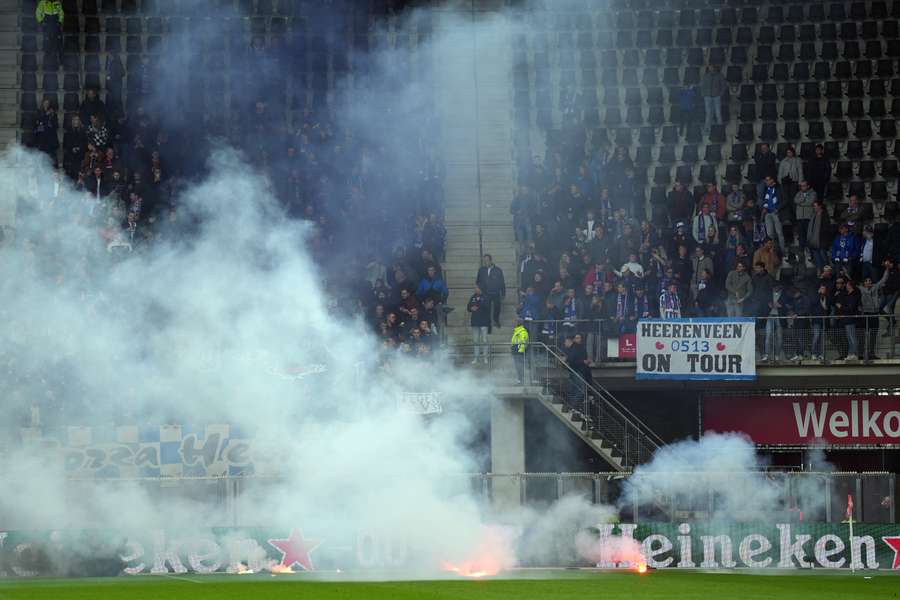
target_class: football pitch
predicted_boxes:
[1,569,898,600]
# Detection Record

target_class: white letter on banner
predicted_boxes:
[850,536,879,570]
[226,538,267,573]
[813,534,845,568]
[150,530,187,574]
[739,534,772,568]
[188,538,222,573]
[777,524,812,568]
[121,540,146,575]
[700,535,737,568]
[641,534,673,568]
[677,523,695,568]
[616,524,638,568]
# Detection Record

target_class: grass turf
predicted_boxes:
[1,570,898,600]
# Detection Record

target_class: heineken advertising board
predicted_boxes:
[1,523,899,576]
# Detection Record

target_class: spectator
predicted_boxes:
[79,88,107,126]
[839,194,865,237]
[805,144,832,202]
[35,0,64,63]
[86,115,110,150]
[807,200,831,270]
[762,281,787,362]
[415,265,448,304]
[668,181,693,224]
[725,261,753,317]
[749,262,775,317]
[833,277,860,360]
[630,285,652,321]
[784,286,811,361]
[880,257,900,332]
[760,175,787,254]
[753,238,781,278]
[691,203,719,245]
[725,183,744,224]
[510,319,529,384]
[34,99,59,166]
[860,225,883,283]
[809,283,831,360]
[831,223,860,278]
[690,245,714,298]
[700,65,726,132]
[777,146,804,205]
[697,181,727,222]
[659,281,682,319]
[510,185,534,247]
[476,254,506,329]
[62,115,87,179]
[860,271,888,360]
[793,180,817,252]
[674,84,698,135]
[467,285,490,364]
[694,269,720,316]
[754,144,779,199]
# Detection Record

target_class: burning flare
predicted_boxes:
[440,525,517,578]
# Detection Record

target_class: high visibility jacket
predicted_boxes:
[511,325,528,353]
[36,0,64,24]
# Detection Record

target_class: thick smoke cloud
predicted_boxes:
[622,433,830,522]
[0,1,615,577]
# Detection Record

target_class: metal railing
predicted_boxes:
[508,316,898,365]
[447,342,664,469]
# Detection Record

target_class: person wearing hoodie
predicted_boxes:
[725,261,753,316]
[692,203,719,245]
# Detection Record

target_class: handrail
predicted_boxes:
[538,342,666,449]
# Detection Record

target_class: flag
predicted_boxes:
[845,494,854,521]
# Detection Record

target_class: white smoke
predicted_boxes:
[621,433,830,522]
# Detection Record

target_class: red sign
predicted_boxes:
[704,395,900,445]
[619,334,636,360]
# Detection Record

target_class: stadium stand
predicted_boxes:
[18,0,449,362]
[510,0,900,364]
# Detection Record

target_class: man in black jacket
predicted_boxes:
[805,144,832,202]
[476,254,506,329]
[467,285,491,364]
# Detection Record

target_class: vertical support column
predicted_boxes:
[825,476,833,522]
[855,476,864,522]
[491,396,525,512]
[890,475,896,524]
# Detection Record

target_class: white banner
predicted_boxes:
[636,318,756,381]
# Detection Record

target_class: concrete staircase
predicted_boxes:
[434,3,518,349]
[0,0,18,232]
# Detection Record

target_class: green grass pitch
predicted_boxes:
[1,570,898,600]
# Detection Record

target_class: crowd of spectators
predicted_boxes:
[512,130,900,362]
[18,2,449,370]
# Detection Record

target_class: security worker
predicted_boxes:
[511,319,529,384]
[36,0,65,63]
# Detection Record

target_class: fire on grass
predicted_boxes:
[440,526,517,578]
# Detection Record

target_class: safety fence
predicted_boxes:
[511,316,898,365]
[33,471,897,528]
[446,342,663,469]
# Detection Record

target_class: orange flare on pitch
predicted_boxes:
[271,564,294,574]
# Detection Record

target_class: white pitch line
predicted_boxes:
[164,574,205,584]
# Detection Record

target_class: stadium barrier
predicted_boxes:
[501,316,898,364]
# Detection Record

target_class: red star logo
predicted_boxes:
[268,529,322,571]
[883,536,900,570]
